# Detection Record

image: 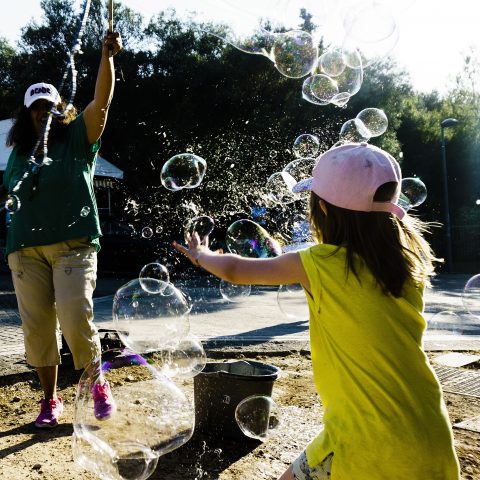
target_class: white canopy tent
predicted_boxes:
[0,118,123,215]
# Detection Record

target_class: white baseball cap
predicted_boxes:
[292,142,406,219]
[24,82,61,108]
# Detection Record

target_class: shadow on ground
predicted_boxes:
[150,430,259,480]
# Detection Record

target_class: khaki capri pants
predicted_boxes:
[8,237,102,370]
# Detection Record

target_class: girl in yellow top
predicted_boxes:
[174,142,460,480]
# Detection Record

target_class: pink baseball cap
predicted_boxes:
[292,142,406,219]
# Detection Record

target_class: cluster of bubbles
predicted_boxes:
[338,107,388,144]
[427,274,480,336]
[75,262,207,479]
[73,349,195,480]
[133,0,406,111]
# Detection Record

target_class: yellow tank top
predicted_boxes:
[299,244,460,479]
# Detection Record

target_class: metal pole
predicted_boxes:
[440,126,453,272]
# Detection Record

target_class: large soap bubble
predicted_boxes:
[235,395,281,441]
[356,108,388,137]
[160,153,206,192]
[343,2,397,44]
[427,311,462,335]
[292,134,320,159]
[463,274,480,319]
[271,30,318,79]
[226,219,282,258]
[113,279,191,354]
[73,349,194,480]
[342,2,399,68]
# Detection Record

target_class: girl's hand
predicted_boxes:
[173,232,213,267]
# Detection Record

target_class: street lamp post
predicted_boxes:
[440,118,459,273]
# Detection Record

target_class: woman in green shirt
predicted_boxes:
[4,31,122,429]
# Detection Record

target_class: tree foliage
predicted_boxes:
[1,0,479,270]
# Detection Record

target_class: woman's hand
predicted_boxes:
[103,31,122,57]
[173,232,213,267]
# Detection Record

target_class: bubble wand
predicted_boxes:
[108,0,114,55]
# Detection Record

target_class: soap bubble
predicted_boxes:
[330,92,351,107]
[399,178,427,210]
[139,263,170,294]
[235,395,281,441]
[284,157,316,182]
[356,108,388,137]
[302,76,330,106]
[306,74,339,103]
[293,134,320,159]
[184,215,215,241]
[427,311,462,335]
[73,349,194,480]
[335,48,364,93]
[151,334,207,379]
[226,219,282,258]
[463,274,480,319]
[343,2,397,44]
[341,0,400,69]
[160,153,206,191]
[80,206,90,217]
[266,172,298,205]
[220,280,252,302]
[277,284,309,320]
[272,30,318,79]
[5,195,21,213]
[141,227,153,239]
[283,158,315,201]
[113,279,191,354]
[319,47,347,77]
[196,2,274,56]
[339,119,371,143]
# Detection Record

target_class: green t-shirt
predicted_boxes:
[3,113,101,256]
[299,244,460,479]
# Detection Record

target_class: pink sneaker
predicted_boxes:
[92,381,116,421]
[35,397,64,428]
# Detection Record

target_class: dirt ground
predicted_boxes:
[0,351,479,480]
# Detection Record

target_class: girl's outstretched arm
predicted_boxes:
[173,233,310,292]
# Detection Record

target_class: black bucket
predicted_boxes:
[193,360,280,441]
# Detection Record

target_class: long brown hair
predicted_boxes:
[6,101,78,155]
[309,183,440,297]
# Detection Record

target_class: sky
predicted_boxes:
[1,0,479,94]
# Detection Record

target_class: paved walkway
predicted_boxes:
[0,273,479,379]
